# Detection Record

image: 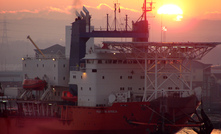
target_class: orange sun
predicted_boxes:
[157,4,183,21]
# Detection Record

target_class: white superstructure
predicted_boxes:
[70,52,145,107]
[69,42,219,107]
[22,58,69,87]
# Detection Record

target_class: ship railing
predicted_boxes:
[0,96,18,116]
[22,55,67,60]
[16,101,58,117]
[93,27,132,32]
[146,89,195,102]
[0,96,17,101]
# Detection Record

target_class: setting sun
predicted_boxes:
[157,4,183,21]
[158,4,183,15]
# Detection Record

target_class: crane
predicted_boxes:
[27,35,46,58]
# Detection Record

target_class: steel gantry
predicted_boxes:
[102,41,221,101]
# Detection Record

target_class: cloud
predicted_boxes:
[0,6,74,15]
[84,3,140,13]
[120,6,140,13]
[48,6,73,14]
[0,3,140,19]
[73,0,83,9]
[0,9,40,14]
[84,3,114,10]
[203,11,221,20]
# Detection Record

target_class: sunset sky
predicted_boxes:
[1,0,221,46]
[1,0,221,20]
[1,0,221,66]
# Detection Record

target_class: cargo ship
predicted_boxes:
[0,0,217,134]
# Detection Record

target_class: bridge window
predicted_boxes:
[123,60,127,64]
[118,60,122,64]
[120,87,125,91]
[87,60,94,64]
[98,60,102,64]
[168,87,172,89]
[128,60,133,64]
[92,69,97,72]
[128,76,132,79]
[163,76,168,79]
[140,76,145,79]
[113,60,117,64]
[105,60,112,64]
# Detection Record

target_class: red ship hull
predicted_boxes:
[22,78,47,90]
[0,95,199,134]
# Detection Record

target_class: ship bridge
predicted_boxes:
[102,41,221,101]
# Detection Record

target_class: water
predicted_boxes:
[177,128,221,134]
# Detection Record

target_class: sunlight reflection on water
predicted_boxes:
[177,128,221,134]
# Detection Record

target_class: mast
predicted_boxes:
[107,14,109,31]
[125,15,128,31]
[114,1,120,31]
[144,0,147,21]
[136,0,154,22]
[114,3,117,31]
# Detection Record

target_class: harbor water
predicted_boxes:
[177,128,221,134]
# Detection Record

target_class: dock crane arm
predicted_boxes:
[27,35,46,58]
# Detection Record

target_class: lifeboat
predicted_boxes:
[22,77,47,90]
[61,91,77,102]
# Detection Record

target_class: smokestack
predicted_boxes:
[83,6,89,15]
[75,11,81,19]
[82,6,91,33]
[80,11,86,19]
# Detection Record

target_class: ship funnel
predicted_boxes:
[82,6,91,32]
[83,6,89,14]
[75,11,81,18]
[80,11,86,19]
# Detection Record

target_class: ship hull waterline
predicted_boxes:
[0,95,199,134]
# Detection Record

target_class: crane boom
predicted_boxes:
[27,35,46,58]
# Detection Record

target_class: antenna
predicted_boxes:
[136,0,154,22]
[107,14,109,31]
[114,0,120,31]
[125,15,128,31]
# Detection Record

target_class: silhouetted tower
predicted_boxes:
[2,16,8,46]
